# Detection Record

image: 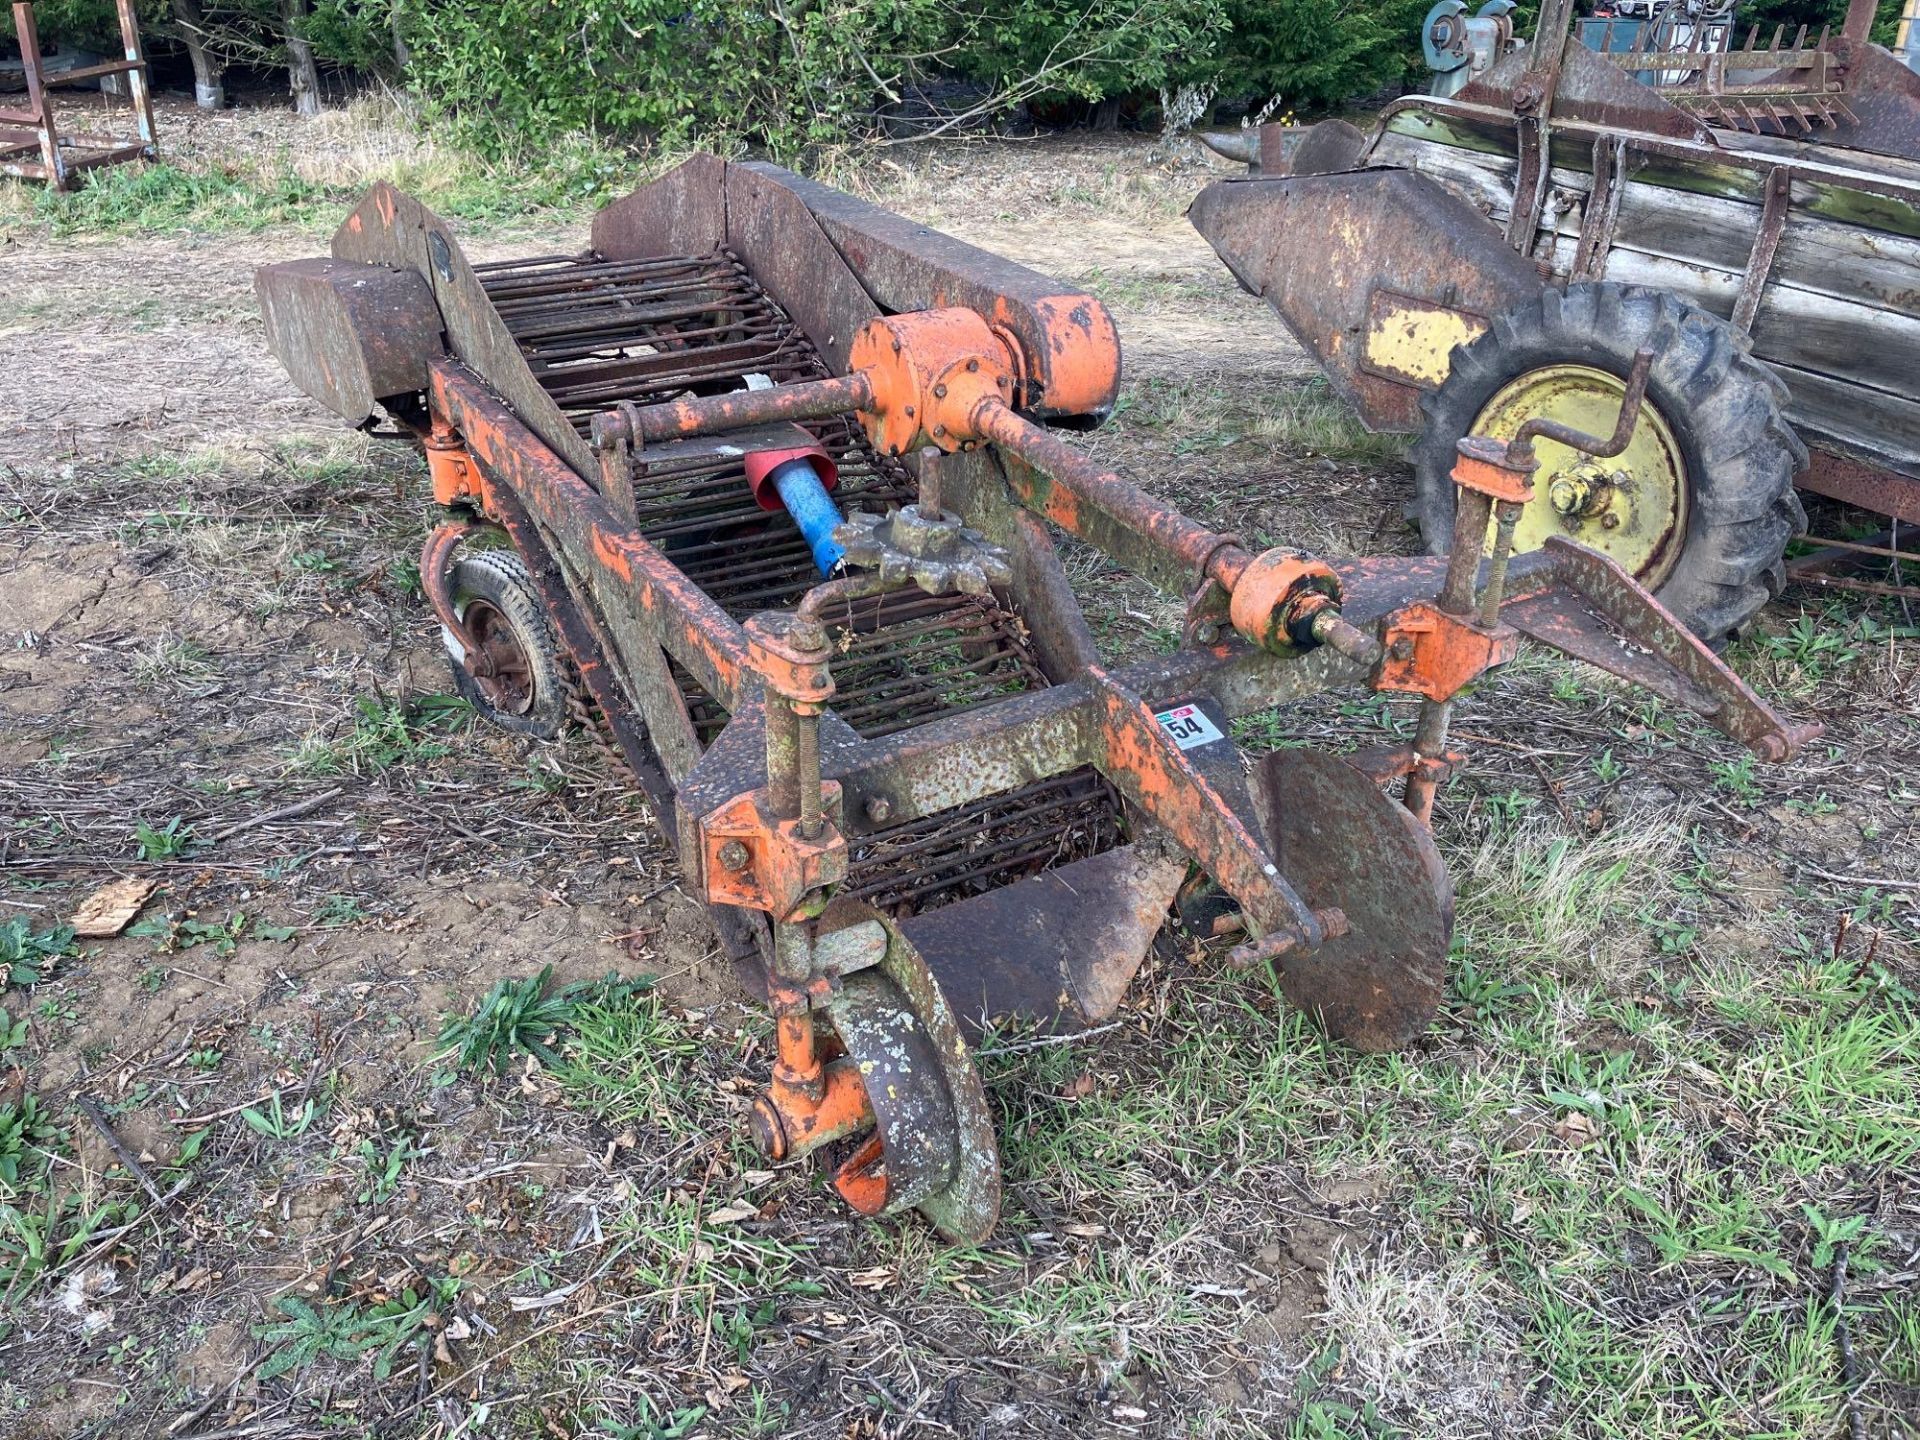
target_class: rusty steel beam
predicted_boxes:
[1799,449,1920,525]
[975,401,1245,593]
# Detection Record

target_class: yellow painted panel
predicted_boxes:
[1361,292,1488,388]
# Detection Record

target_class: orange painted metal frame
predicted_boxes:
[1375,602,1523,702]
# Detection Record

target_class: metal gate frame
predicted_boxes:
[2,0,156,189]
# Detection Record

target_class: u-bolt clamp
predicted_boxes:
[588,400,646,516]
[697,613,847,923]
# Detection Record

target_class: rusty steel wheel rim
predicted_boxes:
[460,599,537,716]
[1473,364,1691,588]
[821,908,1001,1244]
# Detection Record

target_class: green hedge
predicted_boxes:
[395,0,1465,155]
[398,0,1238,156]
[8,0,1910,158]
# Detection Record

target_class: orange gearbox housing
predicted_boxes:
[847,309,1018,457]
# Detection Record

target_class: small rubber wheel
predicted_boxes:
[441,550,567,739]
[1410,283,1806,645]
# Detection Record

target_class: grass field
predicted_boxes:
[2,92,1916,1440]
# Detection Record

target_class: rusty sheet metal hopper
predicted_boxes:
[1193,0,1920,637]
[258,156,1811,1242]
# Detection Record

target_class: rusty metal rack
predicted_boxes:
[470,245,1128,913]
[1588,18,1857,133]
[258,157,1812,1244]
[2,0,155,189]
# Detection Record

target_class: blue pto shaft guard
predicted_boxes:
[763,456,844,575]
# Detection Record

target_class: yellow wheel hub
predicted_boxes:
[1471,364,1689,585]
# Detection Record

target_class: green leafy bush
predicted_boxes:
[398,0,1234,157]
[1190,0,1437,111]
[951,0,1224,106]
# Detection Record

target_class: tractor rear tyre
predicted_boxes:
[442,550,568,739]
[1410,283,1805,645]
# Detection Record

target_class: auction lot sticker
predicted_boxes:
[1154,703,1223,750]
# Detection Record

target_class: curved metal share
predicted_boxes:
[1195,130,1255,163]
[1259,750,1455,1052]
[824,910,1000,1244]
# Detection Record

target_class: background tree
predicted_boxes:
[169,0,223,108]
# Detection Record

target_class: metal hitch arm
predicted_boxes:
[1511,538,1820,761]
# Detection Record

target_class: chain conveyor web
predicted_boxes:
[474,248,1124,914]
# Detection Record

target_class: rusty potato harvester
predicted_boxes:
[258,157,1812,1242]
[1194,0,1920,639]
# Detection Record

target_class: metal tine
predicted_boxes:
[846,772,1120,903]
[494,274,750,317]
[706,569,837,611]
[832,652,1030,715]
[856,802,1119,903]
[536,331,804,379]
[852,774,1105,857]
[529,313,799,354]
[838,683,1034,738]
[469,253,583,273]
[683,545,820,591]
[546,351,814,396]
[836,613,1016,658]
[542,346,811,402]
[478,250,733,295]
[529,313,802,357]
[543,341,816,386]
[507,298,765,343]
[514,302,787,346]
[525,324,754,360]
[841,607,1015,650]
[488,268,737,312]
[857,831,1080,902]
[491,261,749,301]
